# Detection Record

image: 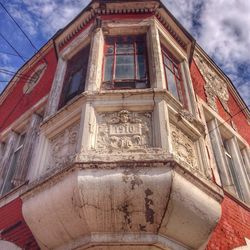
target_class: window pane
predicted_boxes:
[165,67,179,100]
[1,148,21,195]
[104,56,114,82]
[136,55,146,80]
[163,54,172,69]
[115,55,134,79]
[136,43,145,54]
[116,43,134,54]
[68,69,82,95]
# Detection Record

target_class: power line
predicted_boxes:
[0,50,28,58]
[206,104,250,136]
[0,69,33,81]
[0,32,26,62]
[0,2,48,65]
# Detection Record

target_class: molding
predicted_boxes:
[55,233,188,250]
[200,97,249,148]
[23,63,47,94]
[55,1,193,59]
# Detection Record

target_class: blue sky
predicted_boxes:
[0,0,249,106]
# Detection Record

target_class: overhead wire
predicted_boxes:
[206,104,250,136]
[0,32,26,62]
[0,50,28,58]
[0,2,48,65]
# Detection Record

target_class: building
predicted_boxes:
[0,0,249,249]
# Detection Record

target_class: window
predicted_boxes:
[1,133,26,195]
[60,45,90,107]
[161,46,185,104]
[102,35,148,89]
[223,139,244,200]
[207,118,250,203]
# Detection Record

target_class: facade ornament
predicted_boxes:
[194,52,230,113]
[47,123,79,170]
[23,63,47,94]
[177,109,205,134]
[170,123,198,170]
[96,110,152,153]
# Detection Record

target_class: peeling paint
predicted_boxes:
[144,188,155,224]
[118,201,132,230]
[122,169,143,190]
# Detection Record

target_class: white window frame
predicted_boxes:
[207,117,250,204]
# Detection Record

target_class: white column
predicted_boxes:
[227,137,250,203]
[152,99,170,151]
[147,19,165,89]
[207,119,233,190]
[241,148,250,178]
[77,102,96,153]
[44,57,67,118]
[85,28,104,91]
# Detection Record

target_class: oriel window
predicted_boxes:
[103,35,148,89]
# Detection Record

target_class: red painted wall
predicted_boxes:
[0,47,57,133]
[0,198,39,249]
[191,59,250,144]
[207,195,250,250]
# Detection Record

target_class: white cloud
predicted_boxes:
[1,0,249,105]
[164,0,250,106]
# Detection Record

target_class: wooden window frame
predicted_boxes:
[102,35,149,90]
[161,45,186,105]
[59,44,90,108]
[1,133,26,195]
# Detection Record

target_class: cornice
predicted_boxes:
[56,1,191,54]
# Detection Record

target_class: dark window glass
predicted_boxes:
[103,35,148,89]
[162,46,185,104]
[60,45,90,107]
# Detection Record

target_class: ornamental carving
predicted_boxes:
[23,63,47,94]
[170,123,198,170]
[96,110,152,153]
[47,123,79,170]
[194,52,230,113]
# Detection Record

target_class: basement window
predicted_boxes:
[161,45,186,104]
[59,44,90,107]
[102,35,149,89]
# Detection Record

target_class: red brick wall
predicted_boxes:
[0,198,39,249]
[0,47,57,133]
[190,59,250,144]
[207,195,250,250]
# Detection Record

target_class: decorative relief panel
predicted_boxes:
[23,63,47,94]
[170,123,198,170]
[47,123,79,170]
[194,52,230,113]
[96,110,152,153]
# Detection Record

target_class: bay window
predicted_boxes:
[102,35,148,89]
[60,45,90,107]
[162,46,185,104]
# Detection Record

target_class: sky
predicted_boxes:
[0,0,249,106]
